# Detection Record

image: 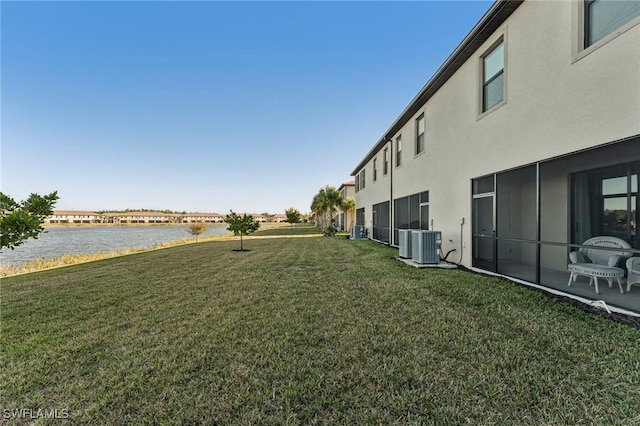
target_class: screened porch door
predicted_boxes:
[473,194,496,271]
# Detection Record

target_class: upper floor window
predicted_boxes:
[482,40,504,113]
[416,114,425,155]
[373,158,378,182]
[396,136,402,167]
[585,0,640,47]
[360,169,366,190]
[383,148,389,175]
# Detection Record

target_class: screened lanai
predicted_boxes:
[472,137,640,314]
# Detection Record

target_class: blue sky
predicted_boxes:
[2,0,492,214]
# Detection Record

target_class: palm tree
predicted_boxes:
[310,185,342,233]
[310,193,326,230]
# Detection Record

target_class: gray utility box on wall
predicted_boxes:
[350,225,365,240]
[398,229,415,258]
[411,230,442,264]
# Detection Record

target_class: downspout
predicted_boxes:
[389,139,394,246]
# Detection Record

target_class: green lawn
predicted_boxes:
[2,230,639,424]
[257,223,323,236]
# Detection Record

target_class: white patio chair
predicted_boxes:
[568,236,632,294]
[627,257,640,293]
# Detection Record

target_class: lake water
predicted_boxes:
[0,225,232,266]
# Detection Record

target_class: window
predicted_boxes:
[585,0,640,47]
[383,148,389,175]
[372,201,390,243]
[482,40,504,113]
[572,162,639,248]
[393,190,429,244]
[419,191,430,231]
[415,114,425,155]
[356,208,365,226]
[373,158,378,182]
[355,170,366,192]
[396,136,402,167]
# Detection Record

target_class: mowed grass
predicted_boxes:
[2,231,640,424]
[254,223,323,236]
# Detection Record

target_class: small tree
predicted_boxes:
[225,210,260,251]
[187,222,207,242]
[284,207,301,228]
[1,191,59,251]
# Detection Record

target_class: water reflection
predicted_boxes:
[0,225,231,265]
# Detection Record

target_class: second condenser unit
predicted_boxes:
[350,225,365,240]
[398,229,413,258]
[411,230,442,264]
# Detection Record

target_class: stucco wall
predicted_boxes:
[355,141,393,235]
[353,0,640,266]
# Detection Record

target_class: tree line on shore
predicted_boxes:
[1,186,344,253]
[310,185,355,235]
[1,190,309,252]
[0,184,355,261]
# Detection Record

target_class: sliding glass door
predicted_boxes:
[572,162,639,249]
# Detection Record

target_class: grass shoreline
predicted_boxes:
[0,233,233,278]
[42,222,231,228]
[0,223,306,278]
[2,227,639,423]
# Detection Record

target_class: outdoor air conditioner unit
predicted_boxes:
[398,229,414,258]
[411,230,442,264]
[350,225,365,240]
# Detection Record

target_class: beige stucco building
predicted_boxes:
[108,212,180,224]
[351,0,640,314]
[336,181,356,232]
[181,213,225,223]
[45,210,104,224]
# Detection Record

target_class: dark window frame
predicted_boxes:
[584,0,640,48]
[415,114,425,155]
[373,158,378,182]
[383,148,389,175]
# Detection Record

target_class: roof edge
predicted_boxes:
[351,0,524,176]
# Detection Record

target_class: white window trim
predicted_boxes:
[572,0,640,63]
[478,30,507,120]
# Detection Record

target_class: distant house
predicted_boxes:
[46,210,104,224]
[336,181,355,232]
[182,213,225,223]
[248,213,267,223]
[45,210,284,226]
[351,0,639,314]
[106,212,180,224]
[273,214,287,223]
